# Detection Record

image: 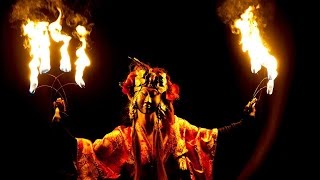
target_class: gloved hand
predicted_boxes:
[243,97,257,120]
[52,97,66,122]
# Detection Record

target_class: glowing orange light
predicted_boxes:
[233,6,278,94]
[22,9,90,93]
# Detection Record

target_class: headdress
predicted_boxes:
[120,57,180,101]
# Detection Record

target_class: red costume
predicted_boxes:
[76,116,218,179]
[51,57,256,180]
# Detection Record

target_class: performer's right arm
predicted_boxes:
[48,98,78,178]
[51,98,77,160]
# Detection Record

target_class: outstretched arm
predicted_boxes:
[51,98,77,150]
[50,98,77,177]
[218,98,257,137]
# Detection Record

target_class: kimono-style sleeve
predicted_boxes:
[76,125,133,180]
[174,116,218,180]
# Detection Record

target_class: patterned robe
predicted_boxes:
[76,115,218,179]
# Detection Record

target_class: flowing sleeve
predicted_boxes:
[76,125,133,179]
[174,116,218,179]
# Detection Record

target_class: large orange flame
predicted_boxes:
[233,6,278,94]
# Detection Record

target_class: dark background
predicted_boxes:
[0,0,307,179]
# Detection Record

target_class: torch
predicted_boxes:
[20,7,91,109]
[232,5,278,100]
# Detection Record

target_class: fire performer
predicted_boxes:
[51,58,257,180]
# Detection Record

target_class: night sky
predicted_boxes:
[1,0,306,179]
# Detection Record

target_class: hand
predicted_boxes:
[243,97,257,118]
[53,97,66,112]
[52,97,66,122]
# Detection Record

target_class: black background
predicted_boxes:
[1,0,308,179]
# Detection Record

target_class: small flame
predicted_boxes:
[48,8,72,72]
[233,6,278,94]
[23,20,51,93]
[74,25,91,88]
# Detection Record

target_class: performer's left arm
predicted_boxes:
[217,98,257,138]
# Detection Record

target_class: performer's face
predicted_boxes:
[136,87,161,114]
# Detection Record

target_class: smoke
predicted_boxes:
[217,0,275,36]
[9,0,93,30]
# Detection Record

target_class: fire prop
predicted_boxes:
[232,5,278,96]
[21,8,91,94]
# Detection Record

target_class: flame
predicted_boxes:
[74,25,91,88]
[23,20,51,93]
[233,6,278,94]
[21,9,91,93]
[48,8,72,72]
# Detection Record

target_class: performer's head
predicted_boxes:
[120,57,179,180]
[120,57,180,121]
